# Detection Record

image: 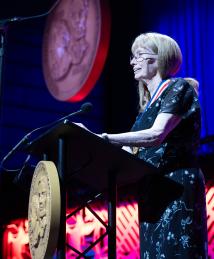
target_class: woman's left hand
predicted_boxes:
[73,122,89,131]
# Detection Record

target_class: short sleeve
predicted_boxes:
[159,79,199,119]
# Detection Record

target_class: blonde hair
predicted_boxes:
[131,32,182,111]
[184,77,199,96]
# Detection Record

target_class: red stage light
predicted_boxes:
[2,185,214,258]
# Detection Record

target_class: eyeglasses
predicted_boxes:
[130,52,157,63]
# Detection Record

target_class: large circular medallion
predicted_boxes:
[28,161,61,259]
[43,0,111,101]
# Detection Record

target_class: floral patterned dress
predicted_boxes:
[131,78,208,258]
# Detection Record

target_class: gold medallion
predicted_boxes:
[28,161,61,259]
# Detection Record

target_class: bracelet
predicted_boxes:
[101,133,109,142]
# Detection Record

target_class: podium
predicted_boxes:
[25,120,182,258]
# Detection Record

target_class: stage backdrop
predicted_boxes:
[137,0,214,148]
[2,182,214,258]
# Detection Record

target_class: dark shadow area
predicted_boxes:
[0,0,56,20]
[102,0,142,133]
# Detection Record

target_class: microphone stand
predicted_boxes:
[0,0,60,122]
[0,22,7,119]
[0,17,21,114]
[0,102,92,168]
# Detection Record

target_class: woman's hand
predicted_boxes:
[73,123,98,137]
[73,123,110,142]
[73,122,89,131]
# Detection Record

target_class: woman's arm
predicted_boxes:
[106,113,181,147]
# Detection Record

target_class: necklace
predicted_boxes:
[144,79,171,112]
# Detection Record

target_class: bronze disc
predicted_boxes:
[28,161,61,259]
[42,0,111,101]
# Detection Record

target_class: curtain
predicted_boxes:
[140,0,214,140]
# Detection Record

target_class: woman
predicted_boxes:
[100,33,207,258]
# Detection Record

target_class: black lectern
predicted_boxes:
[25,120,181,258]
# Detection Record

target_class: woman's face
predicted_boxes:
[130,47,158,81]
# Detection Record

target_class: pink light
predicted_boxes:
[2,185,214,258]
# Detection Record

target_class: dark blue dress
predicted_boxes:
[132,78,208,258]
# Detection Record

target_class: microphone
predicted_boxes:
[0,102,93,167]
[80,102,93,113]
[56,102,93,124]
